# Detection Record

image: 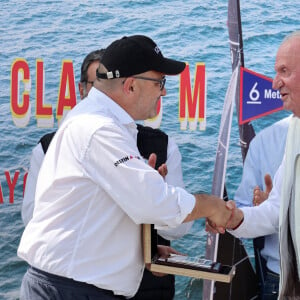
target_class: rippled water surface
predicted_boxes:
[0,1,299,299]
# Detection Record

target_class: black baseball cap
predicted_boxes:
[97,35,186,79]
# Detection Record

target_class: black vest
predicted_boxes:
[39,131,56,153]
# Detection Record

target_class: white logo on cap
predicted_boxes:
[154,46,161,54]
[106,70,120,79]
[107,72,114,79]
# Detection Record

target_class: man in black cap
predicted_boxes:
[18,35,232,300]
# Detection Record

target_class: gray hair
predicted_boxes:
[80,49,105,98]
[80,49,105,83]
[282,30,300,45]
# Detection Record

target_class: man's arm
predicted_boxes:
[149,152,232,232]
[22,143,45,226]
[226,165,282,237]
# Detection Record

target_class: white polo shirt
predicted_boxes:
[18,87,195,298]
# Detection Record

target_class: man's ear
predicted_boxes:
[122,77,134,95]
[78,82,84,99]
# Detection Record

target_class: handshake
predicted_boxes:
[204,177,270,233]
[205,200,244,234]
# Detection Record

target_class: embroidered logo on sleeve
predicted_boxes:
[114,155,141,167]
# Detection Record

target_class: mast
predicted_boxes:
[202,52,238,300]
[203,0,258,299]
[228,0,255,161]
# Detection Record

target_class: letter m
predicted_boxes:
[179,63,206,130]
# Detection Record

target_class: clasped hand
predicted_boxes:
[205,200,244,234]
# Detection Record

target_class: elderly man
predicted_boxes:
[18,35,231,300]
[225,31,300,299]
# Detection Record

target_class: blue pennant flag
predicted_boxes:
[239,67,283,124]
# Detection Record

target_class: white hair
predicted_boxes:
[282,30,300,45]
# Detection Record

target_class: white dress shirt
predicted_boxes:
[232,160,283,237]
[22,130,193,239]
[22,142,45,226]
[18,87,195,298]
[234,116,290,274]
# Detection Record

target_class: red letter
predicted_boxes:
[10,59,31,127]
[5,170,20,204]
[36,59,53,127]
[0,183,3,204]
[179,63,206,130]
[56,60,77,121]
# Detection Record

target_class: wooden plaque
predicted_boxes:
[142,224,235,283]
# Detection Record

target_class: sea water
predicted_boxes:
[0,1,299,299]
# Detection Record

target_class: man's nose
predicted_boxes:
[161,87,167,96]
[272,74,283,90]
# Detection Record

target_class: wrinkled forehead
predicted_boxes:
[275,38,300,69]
[280,37,300,53]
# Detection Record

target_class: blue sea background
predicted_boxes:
[0,1,299,299]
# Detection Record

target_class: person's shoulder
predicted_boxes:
[256,115,291,138]
[29,141,46,164]
[39,131,56,154]
[272,115,291,128]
